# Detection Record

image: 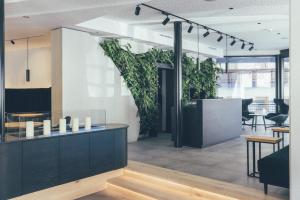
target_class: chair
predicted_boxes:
[258,146,289,194]
[242,99,254,126]
[265,99,289,127]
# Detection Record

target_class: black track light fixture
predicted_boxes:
[203,30,210,37]
[135,5,141,16]
[162,15,170,25]
[187,23,194,33]
[241,41,245,49]
[217,34,223,42]
[249,44,254,51]
[134,3,254,51]
[230,38,236,46]
[10,40,15,45]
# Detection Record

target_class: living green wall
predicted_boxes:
[100,39,221,136]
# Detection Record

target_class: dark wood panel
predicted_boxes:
[59,134,90,183]
[0,142,22,200]
[22,138,59,194]
[114,129,127,169]
[90,131,115,175]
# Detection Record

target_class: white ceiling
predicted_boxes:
[5,0,289,53]
[105,0,289,52]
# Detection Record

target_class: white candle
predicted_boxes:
[26,121,34,138]
[43,120,51,136]
[85,117,92,130]
[59,119,66,133]
[72,118,79,132]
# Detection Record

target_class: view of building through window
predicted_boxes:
[217,57,276,113]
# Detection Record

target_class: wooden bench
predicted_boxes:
[272,127,290,148]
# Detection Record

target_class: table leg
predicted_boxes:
[277,132,280,150]
[255,116,257,131]
[253,142,256,175]
[272,132,275,152]
[263,116,266,131]
[247,141,249,176]
[259,142,261,160]
[282,133,285,148]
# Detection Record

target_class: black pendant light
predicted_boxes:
[26,38,30,82]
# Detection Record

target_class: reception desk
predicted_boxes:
[183,99,241,148]
[0,124,128,200]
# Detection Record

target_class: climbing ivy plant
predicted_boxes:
[100,39,221,136]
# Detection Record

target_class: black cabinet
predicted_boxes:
[59,134,90,184]
[90,131,115,175]
[22,138,60,194]
[0,126,128,200]
[0,142,22,200]
[114,129,127,169]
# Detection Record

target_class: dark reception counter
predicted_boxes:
[182,99,242,148]
[0,124,128,200]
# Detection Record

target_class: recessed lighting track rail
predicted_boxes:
[135,3,254,51]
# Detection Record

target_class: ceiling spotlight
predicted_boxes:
[249,44,254,51]
[241,42,245,49]
[10,40,15,45]
[230,38,236,46]
[217,34,223,42]
[135,5,141,16]
[203,30,210,37]
[162,15,170,25]
[187,23,194,33]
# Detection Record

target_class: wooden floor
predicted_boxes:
[78,161,285,200]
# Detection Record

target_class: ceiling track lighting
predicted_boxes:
[249,44,254,51]
[135,5,141,16]
[187,23,194,33]
[10,40,15,45]
[241,42,246,49]
[230,38,236,46]
[203,30,210,37]
[217,34,223,42]
[162,15,170,25]
[135,3,254,50]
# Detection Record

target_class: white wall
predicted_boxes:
[5,35,51,88]
[52,28,140,142]
[290,0,300,199]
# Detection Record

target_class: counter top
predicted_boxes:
[1,123,129,144]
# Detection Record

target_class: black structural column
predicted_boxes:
[0,0,4,140]
[174,22,183,148]
[275,55,283,100]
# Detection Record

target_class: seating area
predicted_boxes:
[2,0,300,200]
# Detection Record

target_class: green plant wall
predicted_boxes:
[100,39,221,136]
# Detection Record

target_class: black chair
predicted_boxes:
[258,146,289,194]
[265,99,289,127]
[242,99,254,126]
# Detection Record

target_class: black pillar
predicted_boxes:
[174,22,182,148]
[0,0,4,140]
[275,55,283,100]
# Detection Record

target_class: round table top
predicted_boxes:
[249,113,267,116]
[10,113,45,118]
[5,122,43,129]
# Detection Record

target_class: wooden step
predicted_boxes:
[125,161,284,200]
[108,175,234,200]
[77,185,154,200]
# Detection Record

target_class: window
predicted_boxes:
[217,57,276,104]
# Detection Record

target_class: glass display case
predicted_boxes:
[4,110,106,140]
